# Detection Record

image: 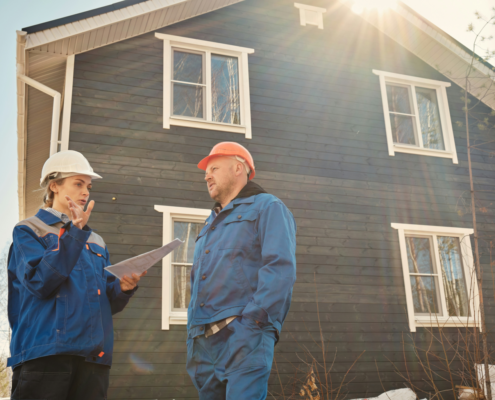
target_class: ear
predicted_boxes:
[235,162,244,177]
[49,181,57,193]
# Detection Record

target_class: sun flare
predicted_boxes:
[350,0,397,14]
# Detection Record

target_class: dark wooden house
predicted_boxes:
[15,0,495,398]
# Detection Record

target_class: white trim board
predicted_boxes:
[154,205,211,330]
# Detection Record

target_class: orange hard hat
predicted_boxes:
[198,142,255,180]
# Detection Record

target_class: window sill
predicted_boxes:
[169,313,187,326]
[393,144,457,163]
[170,116,246,135]
[415,318,481,331]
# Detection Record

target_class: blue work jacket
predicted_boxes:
[7,209,136,368]
[187,188,297,339]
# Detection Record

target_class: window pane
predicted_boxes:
[416,87,445,150]
[386,84,413,114]
[410,276,441,315]
[173,51,203,84]
[173,221,203,263]
[173,265,191,309]
[406,237,434,274]
[438,237,469,317]
[211,54,241,125]
[390,114,417,145]
[173,83,204,119]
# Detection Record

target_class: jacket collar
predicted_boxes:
[213,181,267,213]
[35,208,93,231]
[36,209,64,226]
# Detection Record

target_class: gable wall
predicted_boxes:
[67,0,495,398]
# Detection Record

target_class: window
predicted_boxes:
[373,70,458,164]
[294,3,326,29]
[155,205,211,329]
[392,223,479,332]
[155,33,254,139]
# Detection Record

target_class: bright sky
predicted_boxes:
[0,0,493,251]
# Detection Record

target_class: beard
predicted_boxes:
[209,174,237,205]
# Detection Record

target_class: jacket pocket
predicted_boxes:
[223,210,258,225]
[87,243,108,280]
[221,210,258,250]
[56,294,67,335]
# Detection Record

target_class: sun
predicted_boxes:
[350,0,398,14]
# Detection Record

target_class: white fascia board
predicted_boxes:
[155,32,255,54]
[25,0,189,50]
[394,5,495,81]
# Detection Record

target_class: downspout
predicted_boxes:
[16,74,62,156]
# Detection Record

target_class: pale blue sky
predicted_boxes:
[0,0,493,250]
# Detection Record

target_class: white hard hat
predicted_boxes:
[40,150,102,186]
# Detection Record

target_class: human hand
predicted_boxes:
[120,271,147,292]
[66,195,94,230]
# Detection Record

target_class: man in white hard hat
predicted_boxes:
[8,150,145,400]
[186,142,297,400]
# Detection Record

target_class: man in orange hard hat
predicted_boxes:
[186,142,297,399]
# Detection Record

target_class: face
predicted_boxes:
[205,157,240,203]
[51,175,92,208]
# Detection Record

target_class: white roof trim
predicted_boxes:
[24,0,244,57]
[25,0,188,50]
[393,5,495,82]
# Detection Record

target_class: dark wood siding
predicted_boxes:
[68,0,495,398]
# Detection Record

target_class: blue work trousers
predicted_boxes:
[186,316,277,400]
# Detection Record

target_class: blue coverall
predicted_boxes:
[186,183,297,399]
[7,209,136,369]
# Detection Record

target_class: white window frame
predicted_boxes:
[373,70,458,164]
[392,223,480,332]
[294,3,326,29]
[155,205,211,330]
[155,33,254,139]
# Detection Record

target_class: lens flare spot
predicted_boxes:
[129,353,154,375]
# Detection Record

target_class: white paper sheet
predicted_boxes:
[104,238,184,280]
